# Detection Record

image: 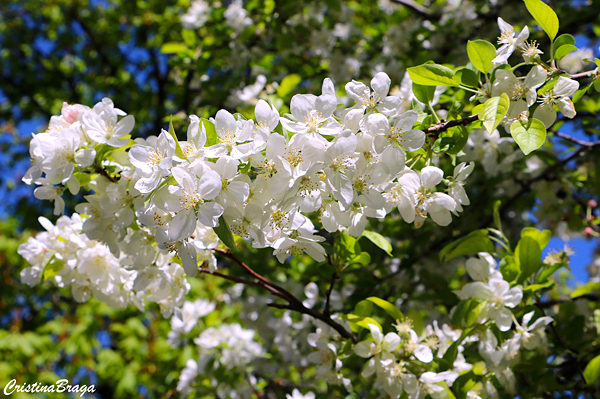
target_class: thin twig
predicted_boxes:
[324,272,338,317]
[569,68,598,80]
[94,165,119,183]
[424,114,480,136]
[212,249,357,342]
[553,131,598,148]
[213,248,297,303]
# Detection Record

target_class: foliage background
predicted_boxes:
[0,0,599,397]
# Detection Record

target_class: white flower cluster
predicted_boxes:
[486,18,579,128]
[300,254,553,398]
[22,72,471,279]
[18,214,189,316]
[177,322,265,397]
[348,320,470,399]
[167,298,216,346]
[455,254,523,331]
[23,99,134,215]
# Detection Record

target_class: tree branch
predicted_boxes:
[324,271,338,317]
[212,249,357,342]
[94,165,119,183]
[553,131,598,148]
[424,114,480,136]
[569,68,598,80]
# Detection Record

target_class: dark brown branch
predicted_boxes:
[424,114,480,136]
[213,248,297,303]
[94,165,119,183]
[324,272,338,317]
[212,249,357,342]
[267,300,356,342]
[199,267,266,290]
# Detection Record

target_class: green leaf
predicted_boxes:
[214,216,236,250]
[354,300,374,317]
[366,297,404,320]
[524,280,554,293]
[500,255,520,282]
[493,200,503,232]
[584,355,600,384]
[538,262,567,282]
[182,29,197,47]
[348,251,371,268]
[412,83,436,104]
[453,68,480,88]
[345,313,382,332]
[407,63,459,87]
[201,118,218,146]
[452,299,485,328]
[571,282,600,298]
[573,82,593,103]
[510,118,547,155]
[521,227,551,249]
[168,117,184,157]
[524,0,559,41]
[552,34,575,57]
[161,42,188,54]
[516,236,542,281]
[43,258,64,281]
[435,126,469,154]
[467,40,496,73]
[479,93,509,134]
[277,74,302,98]
[362,231,393,256]
[440,229,494,262]
[355,317,382,331]
[554,44,578,61]
[335,230,359,260]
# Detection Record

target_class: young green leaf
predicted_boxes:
[516,236,542,282]
[201,117,218,146]
[168,117,184,158]
[214,216,236,250]
[277,74,302,98]
[524,0,559,41]
[361,231,393,256]
[467,40,496,73]
[554,44,578,61]
[161,42,189,54]
[571,282,600,299]
[440,229,494,262]
[510,118,546,155]
[412,83,436,104]
[479,93,510,134]
[407,63,459,87]
[584,354,600,384]
[366,297,404,320]
[521,227,551,249]
[552,33,575,57]
[454,68,480,88]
